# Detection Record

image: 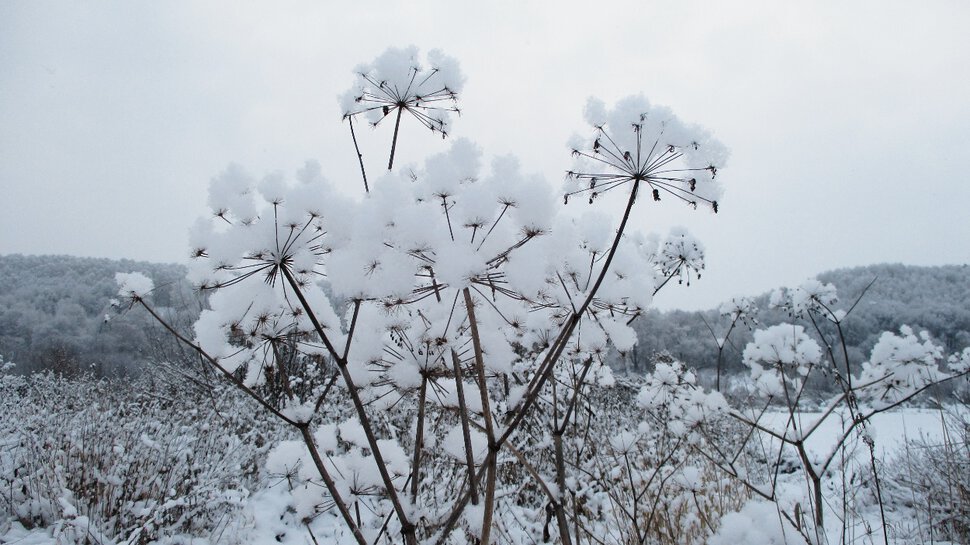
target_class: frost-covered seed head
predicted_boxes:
[339,46,463,137]
[566,95,726,212]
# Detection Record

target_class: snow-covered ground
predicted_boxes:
[761,407,957,460]
[730,406,967,545]
[0,366,968,545]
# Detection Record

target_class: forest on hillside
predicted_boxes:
[0,254,196,375]
[2,254,968,384]
[626,264,970,381]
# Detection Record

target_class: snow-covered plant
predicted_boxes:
[883,403,970,543]
[341,46,464,175]
[950,346,970,374]
[769,279,839,320]
[120,47,727,545]
[654,227,706,290]
[713,278,970,542]
[637,359,728,439]
[565,95,724,211]
[704,296,759,391]
[555,356,742,545]
[0,371,279,543]
[743,324,822,399]
[856,325,946,407]
[719,296,758,325]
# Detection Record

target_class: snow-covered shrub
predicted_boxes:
[581,356,745,545]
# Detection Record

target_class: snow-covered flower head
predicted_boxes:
[743,324,822,397]
[187,162,345,293]
[791,279,838,316]
[609,430,640,454]
[857,326,946,406]
[770,279,840,320]
[566,95,726,211]
[115,272,154,302]
[637,358,726,436]
[654,227,705,286]
[719,296,758,325]
[949,346,970,374]
[340,46,464,169]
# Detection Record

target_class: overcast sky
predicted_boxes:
[1,1,968,310]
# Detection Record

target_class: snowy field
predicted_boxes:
[725,406,968,545]
[1,367,964,545]
[761,407,958,460]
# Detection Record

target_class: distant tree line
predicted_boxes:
[620,263,970,385]
[0,254,199,375]
[1,255,968,381]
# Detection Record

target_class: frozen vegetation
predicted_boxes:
[1,360,967,544]
[2,47,969,544]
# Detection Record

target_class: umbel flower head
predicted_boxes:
[340,46,464,170]
[655,227,705,286]
[566,95,727,211]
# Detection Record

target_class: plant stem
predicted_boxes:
[499,179,641,447]
[463,287,497,544]
[280,267,416,545]
[410,376,427,504]
[388,107,403,170]
[452,349,480,506]
[299,425,369,545]
[347,117,369,193]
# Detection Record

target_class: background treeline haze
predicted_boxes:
[0,254,198,375]
[2,254,969,382]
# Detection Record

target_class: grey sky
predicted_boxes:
[1,1,968,310]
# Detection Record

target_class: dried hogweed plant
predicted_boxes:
[119,46,729,545]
